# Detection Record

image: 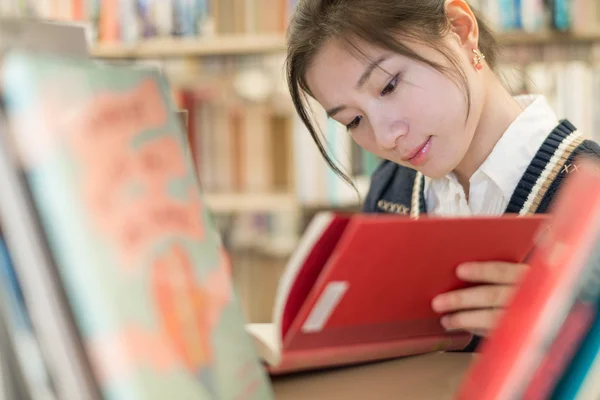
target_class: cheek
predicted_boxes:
[350,128,414,170]
[411,76,467,131]
[349,128,376,153]
[349,126,391,163]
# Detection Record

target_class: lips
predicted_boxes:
[401,137,432,162]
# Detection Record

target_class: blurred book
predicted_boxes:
[0,232,56,400]
[0,49,273,399]
[0,16,88,57]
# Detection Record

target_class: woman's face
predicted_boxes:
[305,37,485,179]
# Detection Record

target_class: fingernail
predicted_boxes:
[441,316,450,329]
[457,264,470,278]
[432,296,444,312]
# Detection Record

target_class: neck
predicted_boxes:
[453,74,523,191]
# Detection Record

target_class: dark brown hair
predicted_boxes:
[286,0,499,186]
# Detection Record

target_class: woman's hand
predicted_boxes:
[431,262,529,337]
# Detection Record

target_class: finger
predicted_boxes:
[432,285,515,313]
[441,309,504,335]
[457,262,529,284]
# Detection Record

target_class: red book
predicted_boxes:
[245,212,547,375]
[455,158,600,400]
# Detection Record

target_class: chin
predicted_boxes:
[418,163,453,180]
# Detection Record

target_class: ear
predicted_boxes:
[445,0,479,49]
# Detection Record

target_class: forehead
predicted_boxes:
[305,38,388,106]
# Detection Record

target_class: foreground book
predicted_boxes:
[246,212,547,375]
[456,158,600,400]
[0,232,56,400]
[0,50,272,399]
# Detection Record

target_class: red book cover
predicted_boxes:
[246,212,547,375]
[455,159,600,400]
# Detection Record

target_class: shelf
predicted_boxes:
[204,192,297,213]
[89,31,600,59]
[90,34,286,58]
[497,31,600,45]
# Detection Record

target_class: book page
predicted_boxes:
[271,212,336,351]
[245,323,280,367]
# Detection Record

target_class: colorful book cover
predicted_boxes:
[497,0,519,30]
[552,0,572,31]
[1,50,273,400]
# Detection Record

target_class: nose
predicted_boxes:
[371,115,409,151]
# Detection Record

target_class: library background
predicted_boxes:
[2,0,598,325]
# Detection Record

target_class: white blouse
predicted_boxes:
[424,95,561,217]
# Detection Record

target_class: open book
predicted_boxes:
[246,212,548,375]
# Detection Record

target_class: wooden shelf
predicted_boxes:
[90,34,286,58]
[204,192,297,213]
[90,31,600,59]
[497,31,600,45]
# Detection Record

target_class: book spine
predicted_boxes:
[552,0,571,31]
[498,0,518,30]
[0,236,56,400]
[119,0,138,43]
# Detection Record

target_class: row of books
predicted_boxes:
[471,0,599,33]
[181,94,294,195]
[0,0,298,42]
[498,44,600,141]
[1,0,599,46]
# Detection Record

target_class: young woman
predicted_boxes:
[285,0,600,344]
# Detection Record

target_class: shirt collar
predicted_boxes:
[476,94,559,200]
[424,95,559,201]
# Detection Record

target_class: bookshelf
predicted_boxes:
[90,33,600,59]
[497,31,600,45]
[204,192,297,213]
[91,34,287,58]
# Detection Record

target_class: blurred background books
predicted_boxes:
[0,0,598,325]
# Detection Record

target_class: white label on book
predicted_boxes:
[302,281,349,333]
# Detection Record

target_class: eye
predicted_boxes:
[381,73,400,96]
[346,116,362,131]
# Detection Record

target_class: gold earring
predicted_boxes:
[472,49,485,70]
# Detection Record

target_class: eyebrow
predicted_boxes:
[356,56,388,89]
[326,56,388,119]
[326,105,346,119]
